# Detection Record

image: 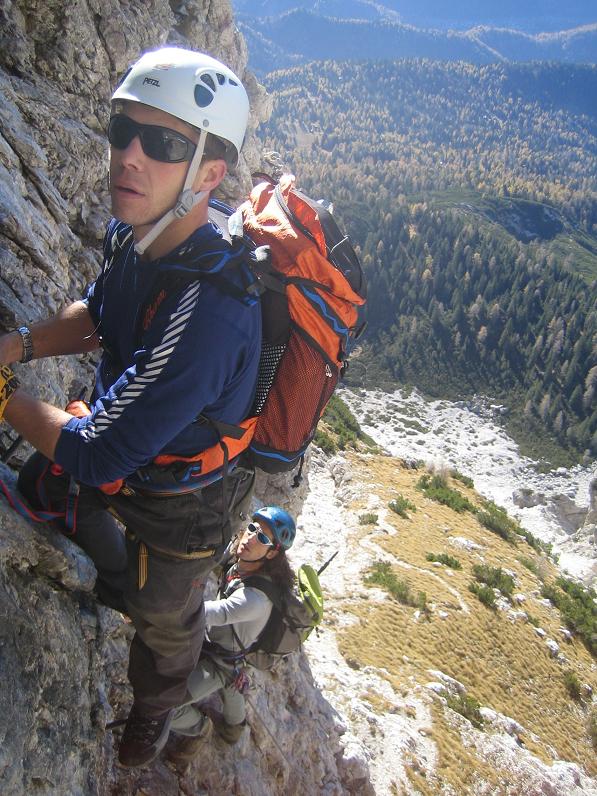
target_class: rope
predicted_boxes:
[0,477,62,523]
[246,693,293,769]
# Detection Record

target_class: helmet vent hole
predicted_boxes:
[194,84,214,108]
[200,73,216,92]
[216,72,225,85]
[229,79,238,86]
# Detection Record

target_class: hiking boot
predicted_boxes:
[167,715,212,766]
[212,716,247,745]
[118,706,173,767]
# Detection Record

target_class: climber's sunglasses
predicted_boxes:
[247,522,274,548]
[107,114,197,163]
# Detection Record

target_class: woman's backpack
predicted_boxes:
[226,563,324,670]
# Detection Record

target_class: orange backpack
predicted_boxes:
[237,174,367,474]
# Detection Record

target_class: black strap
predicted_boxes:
[216,568,278,657]
[292,455,305,488]
[274,184,318,247]
[247,246,287,296]
[197,414,247,441]
[254,268,287,296]
[241,574,282,606]
[198,415,233,540]
[229,623,251,657]
[242,575,306,635]
[132,244,251,349]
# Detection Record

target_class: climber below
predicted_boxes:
[167,506,296,765]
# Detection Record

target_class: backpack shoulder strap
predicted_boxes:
[217,571,282,657]
[241,574,282,607]
[243,575,310,635]
[138,241,254,336]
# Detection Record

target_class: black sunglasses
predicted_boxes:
[107,114,197,163]
[247,522,275,548]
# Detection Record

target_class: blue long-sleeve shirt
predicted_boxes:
[54,219,261,487]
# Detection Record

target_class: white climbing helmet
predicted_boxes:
[111,47,249,255]
[112,46,249,165]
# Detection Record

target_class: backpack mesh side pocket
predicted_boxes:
[252,341,286,415]
[249,330,338,472]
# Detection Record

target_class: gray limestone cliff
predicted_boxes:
[0,2,368,793]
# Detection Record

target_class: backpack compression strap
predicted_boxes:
[241,575,308,635]
[213,569,281,658]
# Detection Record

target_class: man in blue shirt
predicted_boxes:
[0,47,261,767]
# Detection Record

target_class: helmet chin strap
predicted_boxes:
[238,548,274,564]
[134,129,209,256]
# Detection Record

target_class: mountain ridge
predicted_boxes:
[233,0,597,33]
[236,8,597,75]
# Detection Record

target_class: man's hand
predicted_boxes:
[0,334,25,366]
[0,365,20,422]
[61,399,124,494]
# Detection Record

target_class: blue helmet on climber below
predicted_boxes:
[252,506,296,550]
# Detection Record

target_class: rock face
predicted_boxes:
[0,3,366,795]
[0,456,365,796]
[513,487,546,509]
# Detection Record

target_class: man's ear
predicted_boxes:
[266,549,279,560]
[196,159,227,192]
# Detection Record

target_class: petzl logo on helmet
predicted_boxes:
[143,77,160,87]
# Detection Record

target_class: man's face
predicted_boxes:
[109,102,199,236]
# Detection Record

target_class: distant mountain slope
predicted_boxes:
[260,60,597,460]
[315,443,597,791]
[233,0,597,32]
[235,0,398,22]
[236,10,597,75]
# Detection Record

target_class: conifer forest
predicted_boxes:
[261,60,597,462]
